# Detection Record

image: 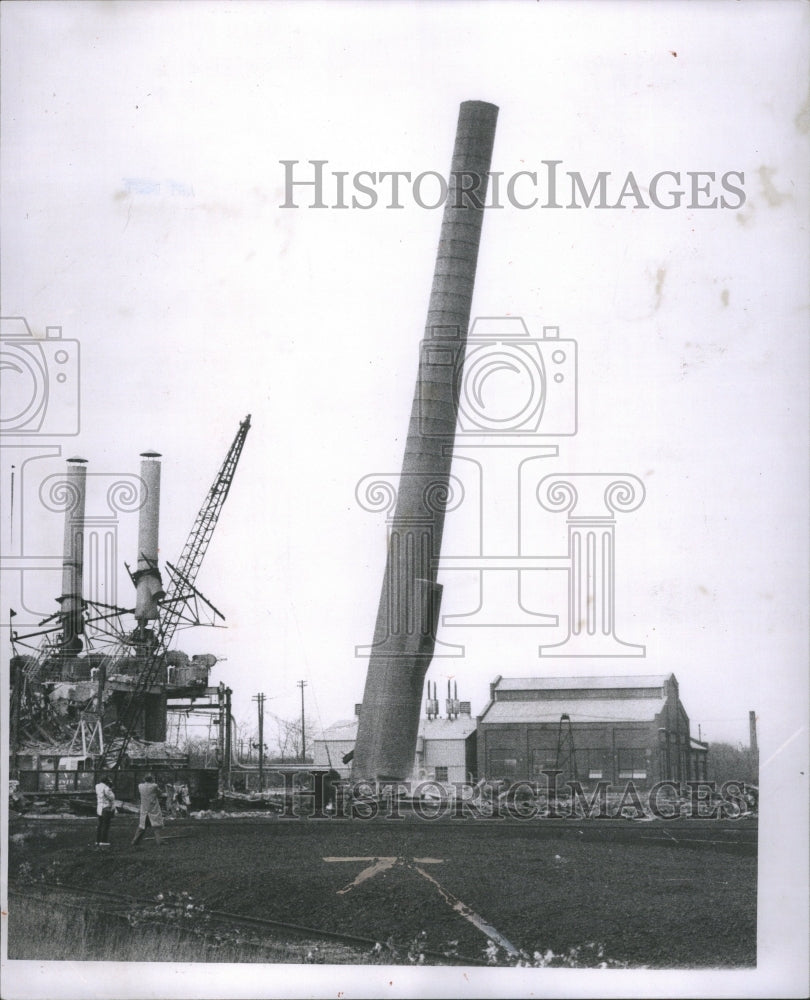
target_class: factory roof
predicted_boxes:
[318,715,476,743]
[479,697,667,725]
[493,674,672,692]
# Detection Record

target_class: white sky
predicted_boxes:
[1,3,809,998]
[1,1,807,753]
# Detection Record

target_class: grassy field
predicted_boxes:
[7,814,757,968]
[7,891,374,965]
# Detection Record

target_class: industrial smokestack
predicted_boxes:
[57,457,87,652]
[352,101,498,781]
[134,451,164,626]
[749,710,758,755]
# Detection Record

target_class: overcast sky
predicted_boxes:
[2,4,809,999]
[2,1,808,756]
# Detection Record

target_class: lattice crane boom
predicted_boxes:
[160,413,251,654]
[99,414,251,774]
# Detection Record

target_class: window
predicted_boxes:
[530,748,557,776]
[489,750,519,779]
[434,766,448,782]
[617,749,647,780]
[574,749,611,781]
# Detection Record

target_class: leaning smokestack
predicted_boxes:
[352,101,498,781]
[57,457,87,652]
[134,451,164,626]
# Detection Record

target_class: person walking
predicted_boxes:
[95,778,116,846]
[131,773,164,846]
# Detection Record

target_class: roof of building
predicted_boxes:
[318,720,358,741]
[493,674,672,691]
[316,715,476,743]
[419,716,477,740]
[479,696,667,725]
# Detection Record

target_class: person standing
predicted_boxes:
[95,778,116,846]
[131,773,164,846]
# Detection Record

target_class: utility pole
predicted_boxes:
[298,680,307,763]
[224,687,232,792]
[252,692,265,791]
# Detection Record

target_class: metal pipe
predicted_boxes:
[353,101,498,781]
[58,457,87,652]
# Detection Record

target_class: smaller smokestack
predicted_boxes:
[749,711,758,755]
[134,451,164,625]
[446,678,457,719]
[425,681,438,720]
[57,457,87,652]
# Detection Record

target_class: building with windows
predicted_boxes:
[476,673,707,788]
[314,706,477,784]
[415,713,478,784]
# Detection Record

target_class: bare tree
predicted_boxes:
[708,742,759,785]
[181,735,216,768]
[269,716,314,763]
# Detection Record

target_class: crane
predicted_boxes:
[158,413,251,656]
[98,414,252,773]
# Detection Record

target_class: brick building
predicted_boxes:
[476,673,707,787]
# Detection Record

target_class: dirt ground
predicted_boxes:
[7,813,757,967]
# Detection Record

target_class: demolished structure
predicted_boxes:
[9,418,250,801]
